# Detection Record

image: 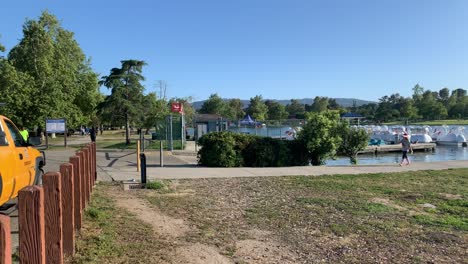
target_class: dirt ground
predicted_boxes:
[81,169,467,264]
[104,184,300,264]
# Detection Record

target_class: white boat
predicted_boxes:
[436,127,467,146]
[408,126,433,143]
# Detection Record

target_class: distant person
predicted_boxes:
[400,133,413,166]
[89,127,96,142]
[19,126,29,142]
[100,126,103,135]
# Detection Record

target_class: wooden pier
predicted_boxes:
[360,143,436,155]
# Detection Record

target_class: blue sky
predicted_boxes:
[1,0,467,102]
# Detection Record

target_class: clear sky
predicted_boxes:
[1,0,467,102]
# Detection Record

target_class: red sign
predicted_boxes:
[171,102,184,113]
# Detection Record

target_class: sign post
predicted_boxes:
[45,119,67,149]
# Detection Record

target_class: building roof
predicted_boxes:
[195,114,224,122]
[341,112,365,118]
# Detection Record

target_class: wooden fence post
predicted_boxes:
[43,172,63,264]
[69,156,82,230]
[78,150,89,206]
[0,215,11,264]
[81,148,90,203]
[93,142,97,184]
[60,164,75,256]
[86,145,92,191]
[19,185,46,264]
[76,151,86,210]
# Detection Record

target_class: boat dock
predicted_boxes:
[360,143,436,155]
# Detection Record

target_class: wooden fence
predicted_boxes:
[0,142,96,264]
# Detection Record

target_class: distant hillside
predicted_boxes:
[192,98,375,110]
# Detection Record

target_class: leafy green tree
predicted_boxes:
[399,98,419,121]
[310,96,329,113]
[355,103,377,120]
[2,11,100,128]
[439,87,450,107]
[99,60,146,144]
[286,99,305,118]
[199,93,226,115]
[265,100,288,120]
[224,98,245,120]
[297,111,341,165]
[412,83,424,103]
[246,95,268,121]
[139,93,169,133]
[337,123,369,164]
[418,91,447,120]
[328,98,340,110]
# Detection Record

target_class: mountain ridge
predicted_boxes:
[192,98,375,110]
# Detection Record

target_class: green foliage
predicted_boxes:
[197,132,241,167]
[246,95,268,121]
[99,60,146,144]
[298,111,342,165]
[146,181,164,190]
[242,137,290,167]
[337,123,370,164]
[265,100,288,120]
[0,11,100,128]
[198,93,226,115]
[285,99,305,118]
[225,98,245,120]
[197,131,309,167]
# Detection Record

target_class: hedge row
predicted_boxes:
[197,132,309,167]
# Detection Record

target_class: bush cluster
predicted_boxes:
[197,132,308,167]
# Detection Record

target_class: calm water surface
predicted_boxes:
[327,146,468,166]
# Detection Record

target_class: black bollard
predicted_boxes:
[140,153,147,185]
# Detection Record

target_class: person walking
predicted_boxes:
[400,133,413,166]
[89,127,96,142]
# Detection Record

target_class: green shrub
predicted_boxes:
[197,131,309,167]
[243,137,290,167]
[146,181,164,190]
[197,132,241,167]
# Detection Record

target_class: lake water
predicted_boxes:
[227,124,468,166]
[327,145,468,166]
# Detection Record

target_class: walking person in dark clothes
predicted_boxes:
[89,127,96,142]
[400,133,413,166]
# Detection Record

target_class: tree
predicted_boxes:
[224,98,245,120]
[297,111,341,165]
[2,11,100,128]
[337,124,369,164]
[418,91,447,120]
[412,83,424,102]
[286,99,305,118]
[99,60,146,144]
[310,96,329,113]
[199,93,226,115]
[439,87,450,107]
[265,100,288,120]
[246,95,268,121]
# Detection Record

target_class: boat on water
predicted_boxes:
[436,127,467,146]
[407,126,433,143]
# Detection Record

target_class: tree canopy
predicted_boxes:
[99,59,146,144]
[0,11,100,128]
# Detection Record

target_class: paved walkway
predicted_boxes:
[39,138,468,182]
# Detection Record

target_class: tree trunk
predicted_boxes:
[125,114,130,145]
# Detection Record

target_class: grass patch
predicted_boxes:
[146,180,164,190]
[140,169,468,263]
[71,183,166,264]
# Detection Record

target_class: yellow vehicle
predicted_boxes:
[0,115,45,207]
